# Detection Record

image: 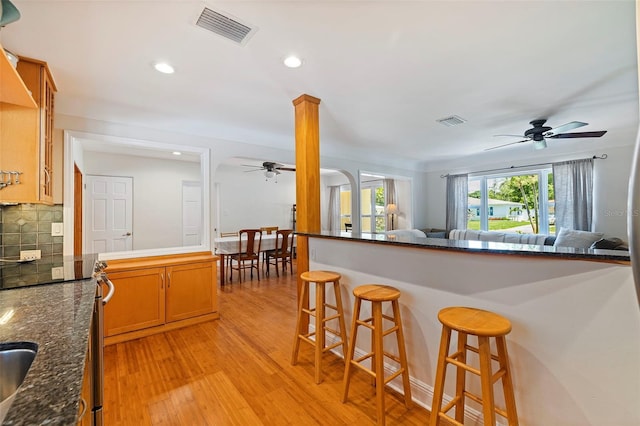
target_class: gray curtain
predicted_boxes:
[384,179,397,230]
[552,158,594,231]
[446,174,468,232]
[328,186,341,232]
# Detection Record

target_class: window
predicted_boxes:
[339,186,352,231]
[468,168,555,235]
[360,181,385,233]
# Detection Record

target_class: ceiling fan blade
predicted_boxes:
[277,167,296,172]
[546,121,588,135]
[244,168,264,173]
[547,131,607,139]
[493,134,526,138]
[484,139,530,151]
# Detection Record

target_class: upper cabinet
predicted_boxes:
[0,44,56,204]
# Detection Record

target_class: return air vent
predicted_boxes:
[436,115,467,127]
[195,6,257,46]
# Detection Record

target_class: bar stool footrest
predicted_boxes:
[445,356,481,376]
[438,412,464,426]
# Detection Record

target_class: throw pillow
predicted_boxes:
[590,237,628,250]
[553,228,604,249]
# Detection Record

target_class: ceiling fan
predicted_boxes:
[486,119,607,151]
[242,161,295,179]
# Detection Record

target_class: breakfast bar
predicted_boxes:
[298,231,640,426]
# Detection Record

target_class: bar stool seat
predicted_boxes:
[291,270,348,384]
[342,284,412,426]
[430,306,519,426]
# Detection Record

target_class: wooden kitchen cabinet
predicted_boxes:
[0,43,38,203]
[103,267,166,337]
[77,328,93,426]
[166,262,216,322]
[0,46,56,204]
[16,56,57,204]
[103,252,219,344]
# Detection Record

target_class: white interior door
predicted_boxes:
[182,181,202,246]
[85,175,133,253]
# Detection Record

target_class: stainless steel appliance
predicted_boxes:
[90,260,114,426]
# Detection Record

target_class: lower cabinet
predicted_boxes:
[104,268,166,336]
[77,320,93,426]
[166,262,216,322]
[103,253,218,343]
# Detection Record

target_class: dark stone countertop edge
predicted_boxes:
[296,231,631,263]
[0,279,96,426]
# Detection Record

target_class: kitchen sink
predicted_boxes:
[0,342,38,424]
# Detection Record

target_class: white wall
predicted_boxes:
[309,237,640,426]
[421,144,635,239]
[83,151,200,250]
[214,163,296,233]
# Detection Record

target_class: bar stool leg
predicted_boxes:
[333,281,349,358]
[478,336,496,426]
[496,336,519,426]
[372,301,386,426]
[454,332,468,423]
[429,325,452,426]
[342,297,362,402]
[315,282,326,384]
[391,299,412,408]
[291,282,309,365]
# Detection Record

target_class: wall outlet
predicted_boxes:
[51,267,64,280]
[20,250,41,261]
[51,222,64,236]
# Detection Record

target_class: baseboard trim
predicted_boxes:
[312,326,487,425]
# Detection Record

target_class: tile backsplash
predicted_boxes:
[0,204,64,258]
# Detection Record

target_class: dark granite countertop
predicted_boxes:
[0,279,95,425]
[297,231,631,263]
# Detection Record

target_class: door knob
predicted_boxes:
[123,232,132,236]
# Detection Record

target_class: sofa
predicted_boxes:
[447,228,629,250]
[448,229,555,245]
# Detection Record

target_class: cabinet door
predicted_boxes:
[40,69,55,202]
[104,267,166,336]
[78,340,92,426]
[166,261,217,322]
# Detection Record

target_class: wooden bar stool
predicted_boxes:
[291,270,349,384]
[342,284,412,426]
[430,306,519,426]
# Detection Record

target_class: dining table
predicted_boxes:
[214,233,296,284]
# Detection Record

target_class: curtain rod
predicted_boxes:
[439,154,607,178]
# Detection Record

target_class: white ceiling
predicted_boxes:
[1,1,638,170]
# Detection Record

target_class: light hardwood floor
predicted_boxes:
[103,260,432,425]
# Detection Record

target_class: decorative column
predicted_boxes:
[293,94,321,324]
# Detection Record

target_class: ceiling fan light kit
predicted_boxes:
[242,161,295,182]
[487,119,607,151]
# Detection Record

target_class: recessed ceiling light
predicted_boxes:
[283,55,302,68]
[154,62,175,74]
[172,151,182,156]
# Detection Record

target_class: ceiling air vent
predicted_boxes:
[436,115,467,127]
[195,6,257,45]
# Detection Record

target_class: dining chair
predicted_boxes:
[260,226,279,235]
[218,231,238,274]
[264,229,294,277]
[229,229,262,282]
